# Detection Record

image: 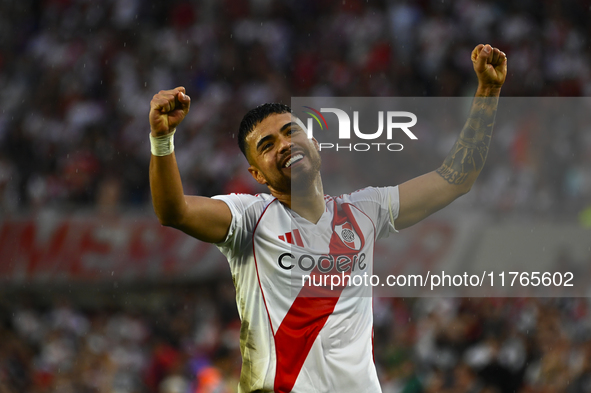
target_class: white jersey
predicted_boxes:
[213,186,399,393]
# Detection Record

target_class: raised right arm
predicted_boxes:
[149,87,232,243]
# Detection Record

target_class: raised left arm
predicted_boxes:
[395,44,507,230]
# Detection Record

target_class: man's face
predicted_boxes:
[246,112,321,194]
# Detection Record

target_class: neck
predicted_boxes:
[273,175,325,224]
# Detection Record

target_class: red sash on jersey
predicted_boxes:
[273,201,365,393]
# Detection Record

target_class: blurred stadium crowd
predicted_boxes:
[0,0,590,214]
[1,0,591,392]
[2,291,591,393]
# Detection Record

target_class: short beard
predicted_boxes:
[291,153,322,197]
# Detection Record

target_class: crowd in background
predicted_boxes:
[2,288,591,393]
[0,0,590,216]
[2,0,591,392]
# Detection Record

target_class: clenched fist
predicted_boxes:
[472,44,507,89]
[149,86,191,136]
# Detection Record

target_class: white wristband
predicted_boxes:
[150,129,176,156]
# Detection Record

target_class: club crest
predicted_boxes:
[335,222,361,251]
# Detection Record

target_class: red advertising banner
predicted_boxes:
[4,211,585,293]
[0,215,228,283]
[0,212,468,284]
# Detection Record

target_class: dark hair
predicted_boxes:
[238,103,292,158]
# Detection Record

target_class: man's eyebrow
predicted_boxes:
[256,134,273,151]
[255,122,296,151]
[280,122,295,132]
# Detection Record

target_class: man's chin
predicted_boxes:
[290,169,316,194]
[287,155,321,195]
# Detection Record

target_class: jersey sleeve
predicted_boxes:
[211,193,270,260]
[339,186,400,240]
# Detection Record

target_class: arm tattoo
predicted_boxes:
[436,96,498,185]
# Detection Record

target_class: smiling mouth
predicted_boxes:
[284,154,304,168]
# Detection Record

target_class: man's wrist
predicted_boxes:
[150,128,176,156]
[150,128,175,137]
[475,84,502,98]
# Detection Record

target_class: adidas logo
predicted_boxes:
[278,229,304,247]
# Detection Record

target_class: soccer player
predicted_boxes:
[149,44,507,392]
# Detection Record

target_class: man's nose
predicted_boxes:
[278,135,293,153]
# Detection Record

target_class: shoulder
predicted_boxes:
[334,186,395,204]
[211,193,280,248]
[212,192,276,211]
[332,186,400,235]
[333,186,400,221]
[210,192,271,220]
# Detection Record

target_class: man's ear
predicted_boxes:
[248,166,267,185]
[311,137,320,151]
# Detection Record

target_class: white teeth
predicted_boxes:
[285,154,303,168]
